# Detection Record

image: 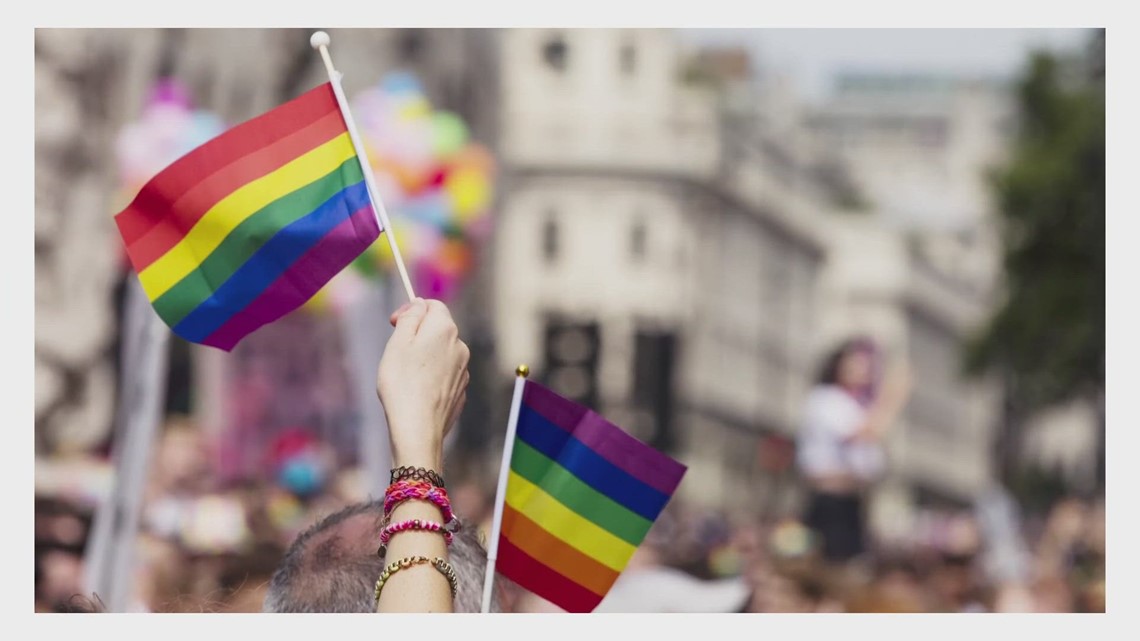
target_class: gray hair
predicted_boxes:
[263,499,499,613]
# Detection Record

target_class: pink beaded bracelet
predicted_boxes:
[383,480,458,527]
[376,518,454,557]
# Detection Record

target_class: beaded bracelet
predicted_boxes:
[373,556,458,604]
[376,518,454,557]
[390,465,445,489]
[383,480,457,526]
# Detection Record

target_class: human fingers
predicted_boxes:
[418,299,458,339]
[391,298,428,340]
[389,301,413,327]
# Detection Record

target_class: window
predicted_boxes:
[619,42,637,76]
[542,34,568,72]
[630,217,647,262]
[543,215,559,262]
[398,31,424,62]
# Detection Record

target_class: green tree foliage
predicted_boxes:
[965,37,1104,418]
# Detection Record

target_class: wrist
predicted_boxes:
[385,417,444,471]
[391,446,442,472]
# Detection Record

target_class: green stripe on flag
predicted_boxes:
[151,157,365,327]
[509,439,654,546]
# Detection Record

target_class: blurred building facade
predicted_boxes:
[36,28,1099,547]
[488,30,1039,538]
[801,73,1015,536]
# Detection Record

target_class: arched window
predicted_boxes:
[543,214,560,262]
[619,42,637,76]
[398,30,424,62]
[542,33,569,72]
[630,217,647,261]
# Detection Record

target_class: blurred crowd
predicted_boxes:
[35,413,1105,614]
[504,495,1105,614]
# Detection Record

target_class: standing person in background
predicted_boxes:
[796,337,912,568]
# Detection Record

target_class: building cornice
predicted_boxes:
[505,163,829,260]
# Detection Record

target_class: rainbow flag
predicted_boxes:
[114,82,381,351]
[496,380,687,613]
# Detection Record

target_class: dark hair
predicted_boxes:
[263,499,498,613]
[57,594,106,613]
[816,336,877,386]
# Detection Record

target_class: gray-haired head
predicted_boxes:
[263,499,498,613]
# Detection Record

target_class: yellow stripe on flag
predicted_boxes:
[504,470,637,572]
[138,133,357,300]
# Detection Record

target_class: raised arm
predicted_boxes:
[373,298,471,613]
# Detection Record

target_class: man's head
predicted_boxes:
[263,499,497,613]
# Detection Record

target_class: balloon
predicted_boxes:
[181,111,226,156]
[397,96,432,122]
[115,78,226,189]
[430,111,469,157]
[389,221,443,265]
[379,71,424,96]
[445,167,492,221]
[435,238,473,276]
[426,164,450,189]
[346,71,497,302]
[149,78,192,109]
[371,170,406,209]
[370,154,431,195]
[301,286,330,315]
[417,262,458,301]
[372,222,413,268]
[450,144,495,173]
[404,192,451,228]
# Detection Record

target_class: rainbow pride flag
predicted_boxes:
[496,379,687,613]
[114,82,381,351]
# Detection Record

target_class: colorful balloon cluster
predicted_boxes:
[307,71,495,311]
[114,78,227,198]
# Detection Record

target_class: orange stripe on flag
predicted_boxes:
[501,505,620,598]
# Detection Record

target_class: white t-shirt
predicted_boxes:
[796,385,886,482]
[593,566,751,613]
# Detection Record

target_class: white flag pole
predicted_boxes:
[480,365,529,613]
[309,31,416,303]
[83,275,170,611]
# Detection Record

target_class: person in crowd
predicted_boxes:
[262,500,495,613]
[265,298,477,613]
[796,337,912,567]
[592,530,751,613]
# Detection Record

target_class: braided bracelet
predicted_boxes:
[376,518,454,557]
[373,556,458,604]
[390,466,445,489]
[383,480,457,525]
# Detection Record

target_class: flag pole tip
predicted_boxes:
[310,31,331,50]
[516,365,530,378]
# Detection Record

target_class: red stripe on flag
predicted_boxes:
[115,83,340,246]
[120,110,349,272]
[496,537,605,613]
[501,505,619,597]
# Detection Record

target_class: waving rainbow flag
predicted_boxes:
[114,82,381,351]
[486,375,687,613]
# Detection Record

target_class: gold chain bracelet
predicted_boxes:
[373,555,458,604]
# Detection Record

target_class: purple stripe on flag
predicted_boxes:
[202,204,379,351]
[522,381,687,496]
